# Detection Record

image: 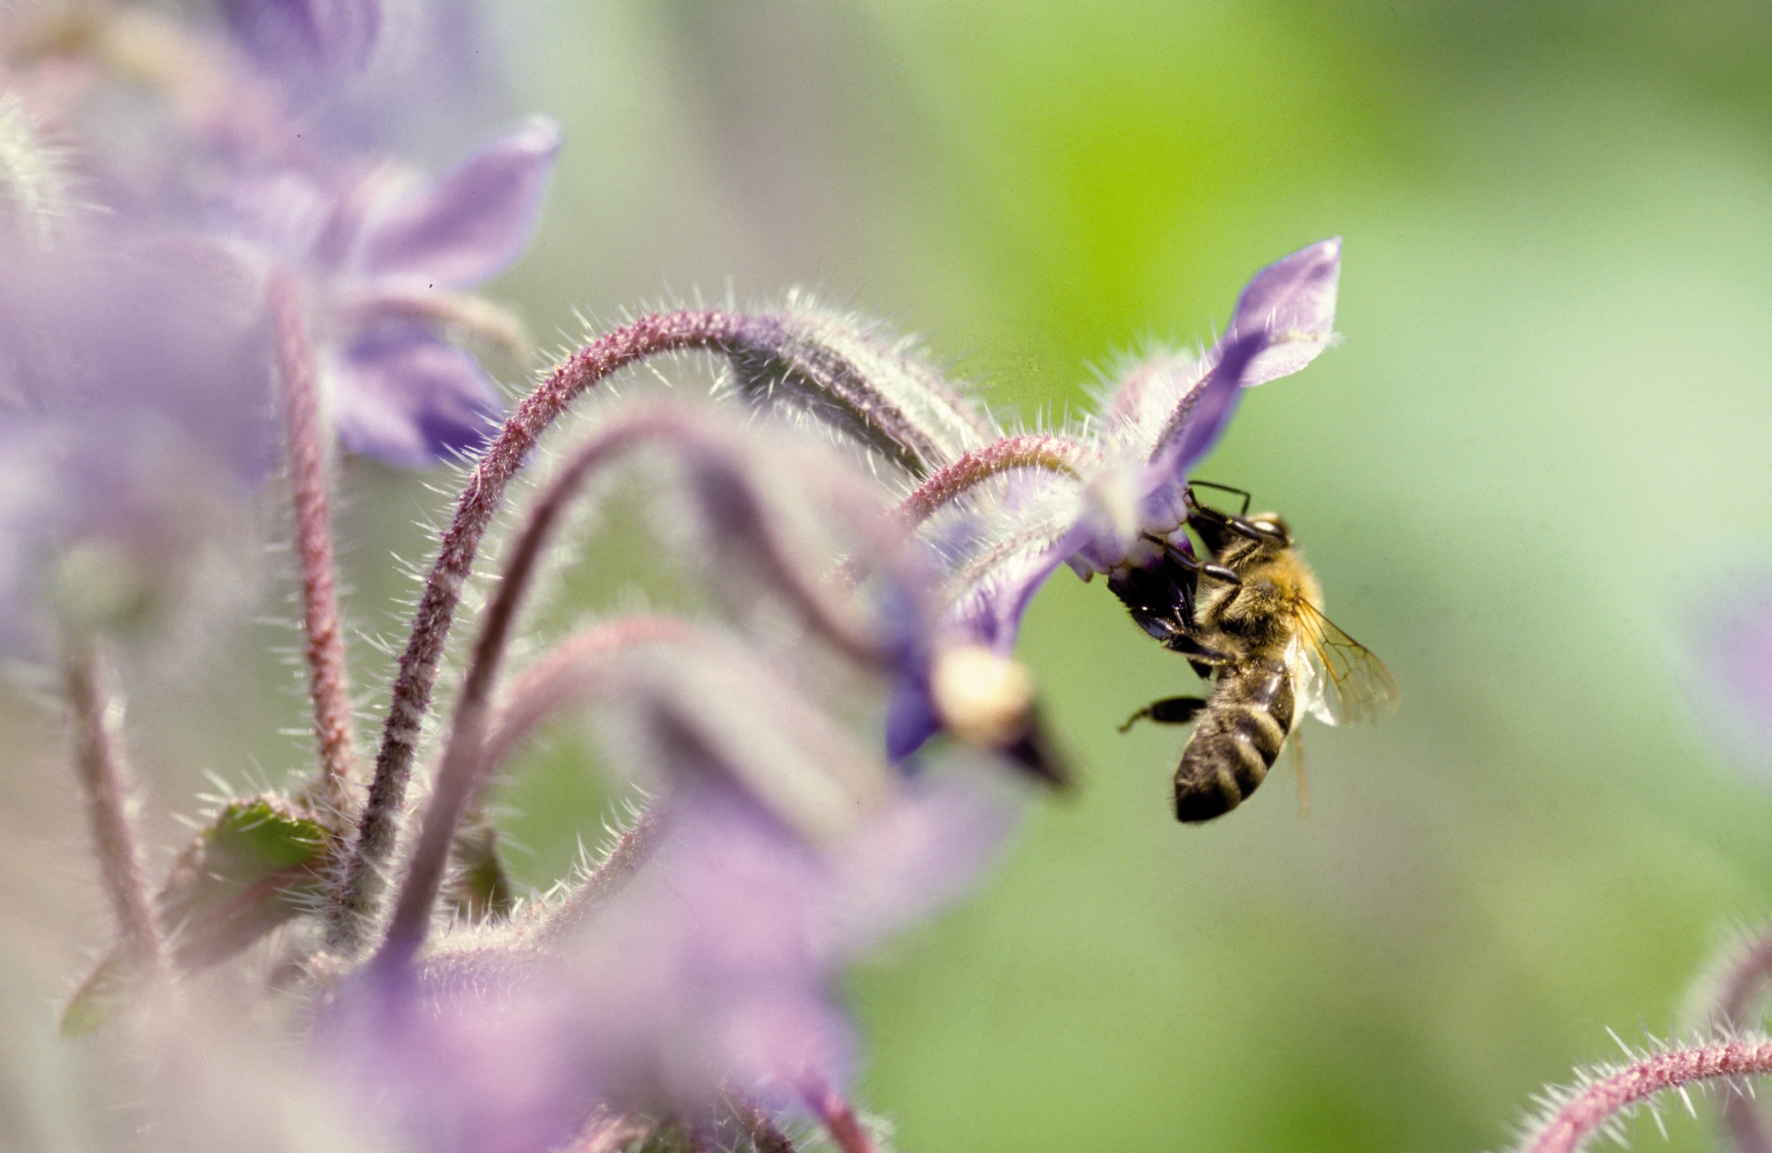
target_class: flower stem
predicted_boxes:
[898,433,1092,526]
[1519,1038,1772,1153]
[534,804,665,945]
[327,311,745,957]
[1707,932,1772,1153]
[269,269,357,818]
[725,1095,799,1153]
[800,1080,877,1153]
[62,637,164,972]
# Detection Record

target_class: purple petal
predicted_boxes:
[1227,236,1341,386]
[884,670,942,762]
[1142,330,1267,495]
[331,329,504,467]
[946,522,1095,663]
[223,0,382,82]
[356,118,562,290]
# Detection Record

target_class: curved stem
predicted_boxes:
[898,434,1091,527]
[1709,932,1772,1153]
[376,611,687,969]
[374,397,915,965]
[269,269,357,816]
[327,311,746,957]
[533,806,666,946]
[63,637,165,972]
[1519,1038,1772,1153]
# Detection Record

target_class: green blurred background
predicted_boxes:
[483,2,1772,1150]
[14,2,1772,1151]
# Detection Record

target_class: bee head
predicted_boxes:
[1246,514,1292,545]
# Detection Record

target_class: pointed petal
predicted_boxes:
[1136,330,1266,528]
[1228,236,1340,386]
[330,329,503,467]
[357,118,561,290]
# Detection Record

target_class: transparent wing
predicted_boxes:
[1287,601,1398,726]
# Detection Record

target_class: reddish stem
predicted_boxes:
[726,1095,799,1153]
[533,804,666,946]
[63,639,165,972]
[269,270,357,816]
[1709,932,1772,1153]
[1521,1039,1772,1153]
[327,311,745,956]
[800,1080,877,1153]
[377,610,690,967]
[898,433,1091,527]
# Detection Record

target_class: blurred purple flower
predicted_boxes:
[1693,585,1772,778]
[0,229,273,652]
[333,774,1019,1151]
[219,117,561,465]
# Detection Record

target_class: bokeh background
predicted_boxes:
[11,2,1772,1151]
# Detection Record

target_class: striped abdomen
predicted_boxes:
[1174,657,1296,823]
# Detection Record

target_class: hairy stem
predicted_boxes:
[898,433,1092,526]
[63,639,164,972]
[327,312,745,956]
[1520,1039,1772,1153]
[378,394,930,962]
[534,806,665,946]
[377,614,686,968]
[1710,933,1772,1153]
[269,269,357,816]
[800,1080,877,1153]
[725,1095,798,1153]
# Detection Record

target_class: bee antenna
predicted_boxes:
[1186,479,1253,516]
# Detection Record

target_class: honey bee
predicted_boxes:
[1112,483,1396,823]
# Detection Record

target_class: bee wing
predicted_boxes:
[1288,601,1398,726]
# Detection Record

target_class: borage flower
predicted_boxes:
[217,115,561,467]
[890,239,1343,759]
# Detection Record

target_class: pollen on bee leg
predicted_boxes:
[930,644,1035,749]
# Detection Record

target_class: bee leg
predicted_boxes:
[1160,631,1231,667]
[1118,695,1208,733]
[1163,541,1240,586]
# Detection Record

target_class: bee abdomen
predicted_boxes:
[1174,660,1294,823]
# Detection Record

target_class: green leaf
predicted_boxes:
[61,794,333,1035]
[160,795,331,967]
[59,951,129,1037]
